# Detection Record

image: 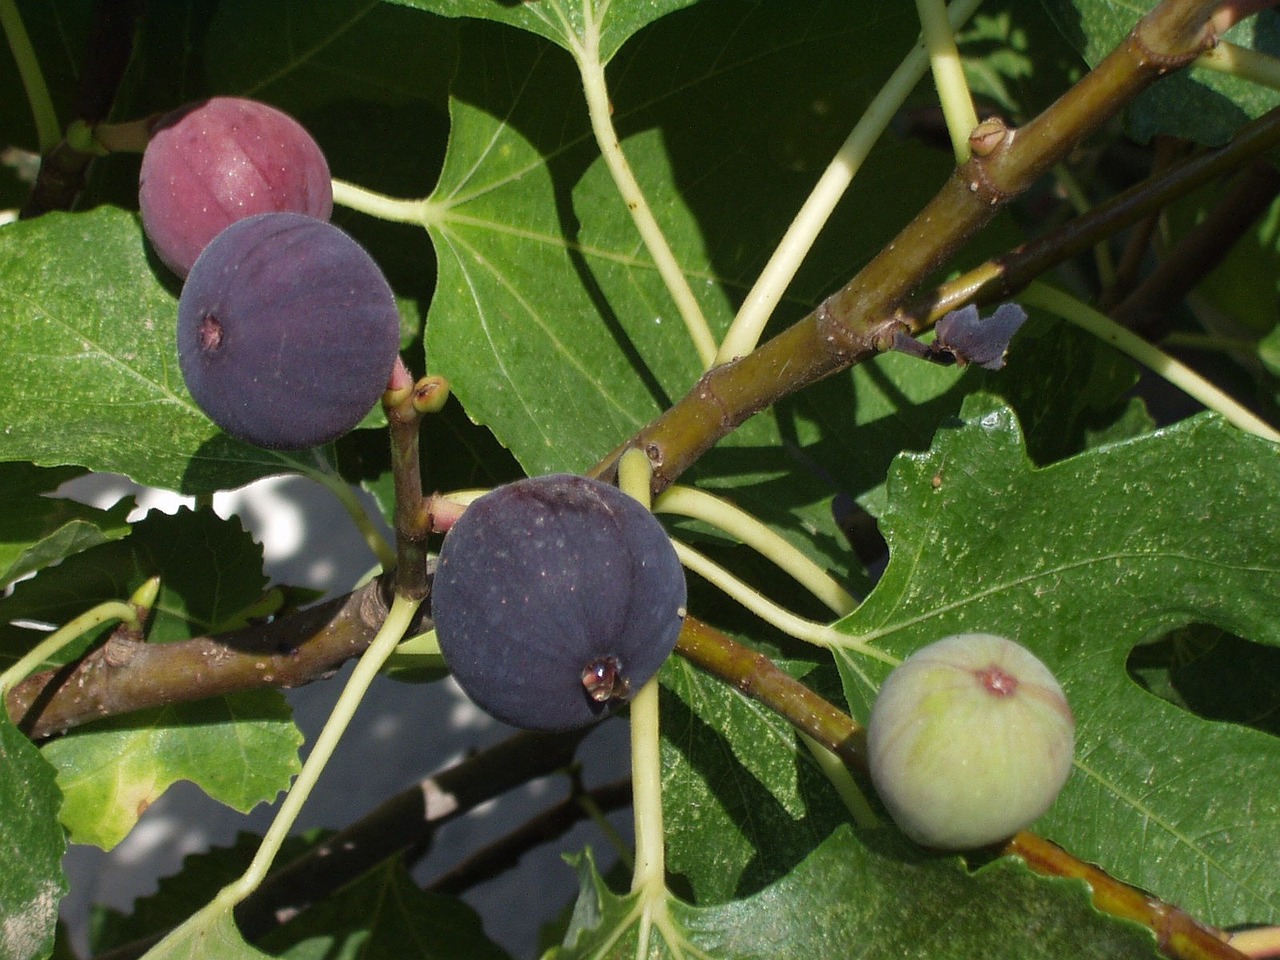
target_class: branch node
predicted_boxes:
[968,117,1011,158]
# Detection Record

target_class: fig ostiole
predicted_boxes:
[866,632,1075,851]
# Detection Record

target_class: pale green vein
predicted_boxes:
[848,550,1278,647]
[438,224,655,424]
[242,1,380,97]
[1070,750,1274,914]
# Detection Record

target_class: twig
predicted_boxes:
[5,575,418,740]
[905,106,1280,325]
[384,380,431,601]
[1113,161,1280,335]
[591,0,1224,496]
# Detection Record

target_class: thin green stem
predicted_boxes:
[221,592,422,906]
[714,0,984,364]
[331,178,437,226]
[0,0,59,151]
[615,448,668,898]
[672,539,896,664]
[1023,281,1280,442]
[1161,331,1260,354]
[1197,40,1280,90]
[303,453,397,573]
[915,0,980,162]
[0,601,136,695]
[627,675,664,898]
[576,787,635,872]
[654,484,855,616]
[799,732,880,828]
[576,28,718,368]
[617,447,654,511]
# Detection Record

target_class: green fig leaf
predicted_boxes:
[0,714,66,960]
[550,828,1161,959]
[834,396,1280,927]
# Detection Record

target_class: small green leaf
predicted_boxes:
[0,716,66,960]
[2,508,302,849]
[262,858,511,960]
[0,463,131,589]
[0,506,272,641]
[836,396,1280,927]
[42,691,300,850]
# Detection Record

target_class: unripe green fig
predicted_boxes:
[867,632,1074,850]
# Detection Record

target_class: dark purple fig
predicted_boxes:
[177,212,400,450]
[431,474,687,731]
[140,97,332,277]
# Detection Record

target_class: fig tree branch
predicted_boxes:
[905,104,1280,326]
[1112,159,1280,335]
[236,727,590,942]
[675,618,1248,960]
[4,575,419,741]
[0,0,1254,751]
[591,0,1224,494]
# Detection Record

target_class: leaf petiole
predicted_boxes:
[0,0,59,151]
[1197,39,1280,90]
[655,484,856,616]
[302,450,397,573]
[0,599,138,695]
[671,538,896,665]
[616,448,672,909]
[714,0,984,363]
[138,590,424,958]
[1023,281,1280,442]
[575,20,718,368]
[915,0,980,163]
[331,177,438,226]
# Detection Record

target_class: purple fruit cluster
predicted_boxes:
[140,97,399,451]
[431,475,687,731]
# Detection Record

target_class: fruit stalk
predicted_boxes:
[385,381,432,601]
